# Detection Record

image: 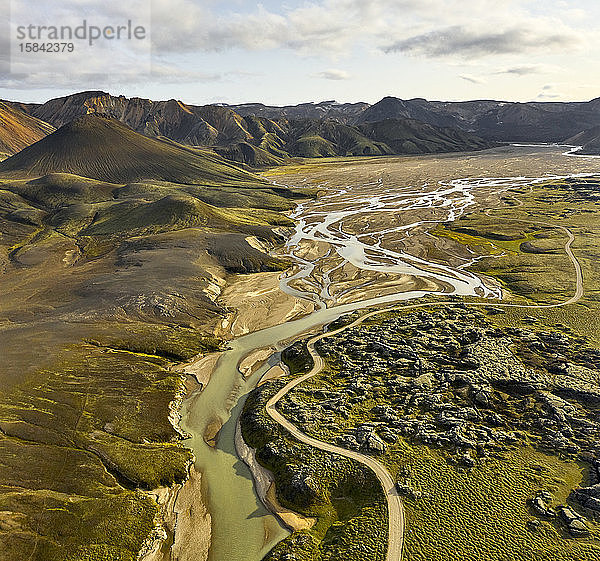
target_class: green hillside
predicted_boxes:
[0,109,314,561]
[0,115,267,186]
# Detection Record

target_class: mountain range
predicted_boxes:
[2,91,600,165]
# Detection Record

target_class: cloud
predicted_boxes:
[2,0,153,86]
[316,69,352,80]
[495,64,554,76]
[1,0,596,97]
[6,1,591,64]
[0,65,242,89]
[383,25,578,58]
[150,0,398,54]
[459,74,484,84]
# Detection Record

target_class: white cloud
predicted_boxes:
[495,65,555,76]
[150,0,396,54]
[384,25,579,58]
[316,69,352,80]
[459,74,485,84]
[537,92,561,99]
[148,0,590,61]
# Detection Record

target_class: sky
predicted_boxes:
[1,0,599,106]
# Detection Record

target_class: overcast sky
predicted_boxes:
[1,0,599,105]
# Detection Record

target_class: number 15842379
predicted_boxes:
[19,43,75,53]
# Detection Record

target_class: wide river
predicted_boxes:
[180,146,600,561]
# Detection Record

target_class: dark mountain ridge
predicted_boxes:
[3,91,496,164]
[5,90,600,161]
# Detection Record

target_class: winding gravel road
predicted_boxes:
[264,210,584,561]
[266,310,407,561]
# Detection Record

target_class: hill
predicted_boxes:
[16,91,218,145]
[358,118,491,153]
[18,91,261,147]
[0,102,55,158]
[472,103,598,142]
[0,114,268,185]
[356,96,465,128]
[566,126,600,155]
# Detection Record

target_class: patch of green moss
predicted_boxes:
[241,381,387,561]
[87,322,221,362]
[281,340,314,375]
[388,444,600,561]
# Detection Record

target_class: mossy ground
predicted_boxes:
[388,444,600,561]
[0,328,204,560]
[431,179,600,307]
[241,378,387,561]
[274,304,600,560]
[259,170,600,560]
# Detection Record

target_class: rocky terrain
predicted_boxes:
[241,362,387,561]
[275,305,600,539]
[225,100,370,123]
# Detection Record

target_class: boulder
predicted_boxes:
[530,491,555,518]
[364,433,386,454]
[557,506,590,537]
[458,452,475,468]
[573,483,600,512]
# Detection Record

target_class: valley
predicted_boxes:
[1,116,600,561]
[3,1,600,559]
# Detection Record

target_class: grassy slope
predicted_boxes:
[0,101,54,158]
[433,178,600,338]
[358,118,493,154]
[0,122,313,559]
